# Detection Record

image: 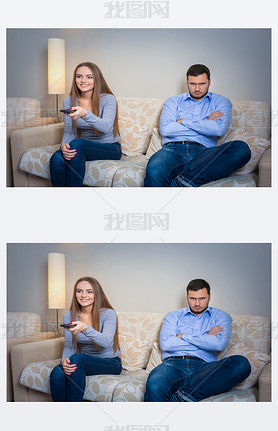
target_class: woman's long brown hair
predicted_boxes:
[69,62,119,138]
[70,276,119,353]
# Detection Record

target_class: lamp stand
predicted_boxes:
[55,94,59,122]
[56,309,59,332]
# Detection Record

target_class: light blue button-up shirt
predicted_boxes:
[159,92,232,147]
[160,306,232,362]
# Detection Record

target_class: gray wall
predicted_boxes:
[7,243,271,329]
[7,28,271,114]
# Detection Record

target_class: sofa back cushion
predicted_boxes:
[218,99,271,145]
[229,314,270,354]
[117,311,165,354]
[7,312,41,338]
[117,97,165,155]
[7,98,41,127]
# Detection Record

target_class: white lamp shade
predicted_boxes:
[48,253,66,309]
[48,38,65,94]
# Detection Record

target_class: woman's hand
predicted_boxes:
[61,143,77,160]
[67,106,87,120]
[68,321,88,335]
[60,358,77,375]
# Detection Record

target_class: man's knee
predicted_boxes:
[227,355,251,381]
[144,368,165,400]
[144,150,171,186]
[230,140,251,164]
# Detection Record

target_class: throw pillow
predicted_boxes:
[118,119,150,156]
[118,333,149,371]
[226,343,270,389]
[146,341,162,374]
[145,127,162,160]
[223,128,270,175]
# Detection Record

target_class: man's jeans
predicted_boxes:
[144,140,251,187]
[50,354,122,402]
[50,138,122,187]
[144,355,251,402]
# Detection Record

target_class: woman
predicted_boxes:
[50,62,122,186]
[50,276,122,402]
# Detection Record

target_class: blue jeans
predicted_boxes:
[144,355,251,402]
[50,139,122,187]
[144,140,251,187]
[50,354,122,402]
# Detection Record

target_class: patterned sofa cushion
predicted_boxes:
[119,334,149,371]
[19,145,147,187]
[223,129,271,175]
[7,312,41,339]
[225,344,270,389]
[19,358,148,401]
[7,97,41,127]
[119,119,150,156]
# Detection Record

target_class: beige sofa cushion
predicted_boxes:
[145,127,162,160]
[223,128,271,175]
[7,97,41,127]
[119,334,149,371]
[119,119,150,156]
[146,341,162,374]
[7,312,41,338]
[226,344,270,389]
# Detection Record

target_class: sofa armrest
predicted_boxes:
[6,332,57,401]
[11,337,64,401]
[258,147,271,187]
[10,122,64,187]
[258,361,271,402]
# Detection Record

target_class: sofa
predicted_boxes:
[10,97,271,187]
[10,312,271,402]
[6,97,56,187]
[7,312,58,401]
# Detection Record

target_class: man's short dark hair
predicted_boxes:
[186,279,211,295]
[186,64,210,80]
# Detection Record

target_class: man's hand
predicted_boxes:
[176,333,183,338]
[176,118,183,124]
[208,326,223,335]
[208,111,223,121]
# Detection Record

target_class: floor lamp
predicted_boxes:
[48,38,65,121]
[48,253,66,332]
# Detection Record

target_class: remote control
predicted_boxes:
[60,109,76,114]
[60,323,77,329]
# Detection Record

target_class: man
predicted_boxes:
[144,64,251,187]
[144,279,251,402]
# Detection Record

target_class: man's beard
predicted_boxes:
[189,304,209,315]
[189,89,209,100]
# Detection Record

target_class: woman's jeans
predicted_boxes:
[50,139,122,187]
[50,354,122,402]
[144,355,251,402]
[144,140,251,187]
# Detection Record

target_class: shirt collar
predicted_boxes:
[183,91,212,102]
[184,306,212,316]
